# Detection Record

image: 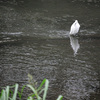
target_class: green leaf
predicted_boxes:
[10,90,13,98]
[57,95,63,100]
[27,84,41,100]
[38,88,44,95]
[21,85,26,95]
[27,96,33,100]
[37,79,46,92]
[18,91,22,100]
[5,86,10,100]
[0,89,3,98]
[12,84,19,100]
[43,79,49,100]
[0,89,5,100]
[18,85,26,100]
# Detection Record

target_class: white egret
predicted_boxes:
[69,20,80,35]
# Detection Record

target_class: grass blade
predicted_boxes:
[0,78,63,100]
[6,86,10,100]
[38,88,44,95]
[37,79,46,91]
[21,85,26,95]
[27,96,33,100]
[18,85,26,100]
[43,79,49,100]
[0,89,5,100]
[10,89,13,98]
[27,84,41,100]
[18,92,21,100]
[57,95,63,100]
[12,83,19,100]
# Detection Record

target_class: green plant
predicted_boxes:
[18,85,26,100]
[0,84,18,100]
[0,75,63,100]
[27,79,49,100]
[57,95,63,100]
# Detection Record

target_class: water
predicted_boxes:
[0,0,100,100]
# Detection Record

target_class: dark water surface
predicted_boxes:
[0,0,100,100]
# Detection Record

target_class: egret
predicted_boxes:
[69,20,80,35]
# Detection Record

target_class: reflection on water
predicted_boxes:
[0,0,100,100]
[69,36,80,56]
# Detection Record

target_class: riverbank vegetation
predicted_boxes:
[0,74,63,100]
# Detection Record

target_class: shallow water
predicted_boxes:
[0,0,100,100]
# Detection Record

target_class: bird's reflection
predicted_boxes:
[69,36,80,55]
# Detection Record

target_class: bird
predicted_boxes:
[69,20,80,35]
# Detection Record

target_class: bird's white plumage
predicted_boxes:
[69,20,80,35]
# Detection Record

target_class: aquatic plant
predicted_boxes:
[0,77,63,100]
[0,84,18,100]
